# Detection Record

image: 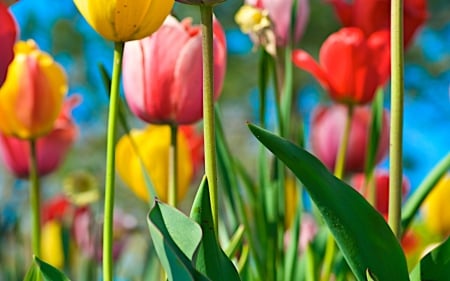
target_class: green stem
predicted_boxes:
[321,105,354,281]
[168,124,178,207]
[200,5,218,235]
[29,139,41,258]
[102,41,124,281]
[388,0,404,239]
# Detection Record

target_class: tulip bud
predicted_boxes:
[73,0,174,42]
[0,40,67,139]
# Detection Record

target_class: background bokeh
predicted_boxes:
[1,0,449,218]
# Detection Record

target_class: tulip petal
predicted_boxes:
[0,3,17,85]
[292,49,331,93]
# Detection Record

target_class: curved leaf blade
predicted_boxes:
[34,256,71,281]
[248,124,409,281]
[190,177,241,281]
[147,200,209,281]
[410,237,450,281]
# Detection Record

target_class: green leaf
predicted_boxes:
[147,200,209,281]
[410,237,450,281]
[23,262,41,281]
[248,123,409,281]
[34,256,71,281]
[190,177,241,281]
[401,153,450,233]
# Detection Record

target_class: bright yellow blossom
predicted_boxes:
[73,0,174,42]
[0,40,67,139]
[116,125,193,203]
[41,220,64,269]
[422,174,450,237]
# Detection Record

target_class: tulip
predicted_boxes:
[293,28,390,105]
[72,0,174,42]
[0,95,79,178]
[422,174,450,237]
[351,170,410,215]
[122,15,227,125]
[310,105,390,174]
[116,125,196,203]
[328,0,427,47]
[242,0,309,47]
[0,40,68,139]
[0,0,18,7]
[0,3,18,86]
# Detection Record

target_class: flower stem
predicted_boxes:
[103,41,124,281]
[200,5,218,235]
[29,139,41,258]
[168,124,178,207]
[389,0,404,239]
[321,105,353,281]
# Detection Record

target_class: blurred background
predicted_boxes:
[0,0,449,255]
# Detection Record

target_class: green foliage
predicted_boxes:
[190,177,241,281]
[410,237,450,281]
[248,123,409,281]
[24,256,71,281]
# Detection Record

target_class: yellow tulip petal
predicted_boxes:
[41,220,64,269]
[423,174,450,236]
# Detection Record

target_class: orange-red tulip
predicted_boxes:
[0,40,68,139]
[328,0,427,47]
[0,96,79,178]
[122,15,227,125]
[293,28,390,105]
[0,3,18,85]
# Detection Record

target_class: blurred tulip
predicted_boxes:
[0,3,18,86]
[242,0,309,47]
[63,170,100,206]
[41,220,65,269]
[293,28,390,105]
[0,95,79,178]
[116,125,196,203]
[123,15,227,125]
[0,0,18,7]
[328,0,427,47]
[284,214,318,253]
[284,176,299,228]
[310,105,390,174]
[176,0,225,5]
[73,0,174,42]
[0,40,67,139]
[351,170,410,215]
[422,174,450,237]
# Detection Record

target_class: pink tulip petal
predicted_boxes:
[0,3,18,85]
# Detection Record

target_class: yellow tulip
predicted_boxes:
[422,174,450,237]
[0,40,67,139]
[41,220,64,269]
[116,125,193,203]
[73,0,174,42]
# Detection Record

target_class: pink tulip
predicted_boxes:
[310,105,389,174]
[0,95,80,178]
[245,0,309,46]
[0,3,18,85]
[122,15,227,125]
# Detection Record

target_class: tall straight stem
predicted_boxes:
[388,0,404,239]
[200,5,218,234]
[168,124,178,207]
[103,41,124,281]
[321,105,353,281]
[29,139,41,258]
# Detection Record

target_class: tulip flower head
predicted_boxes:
[123,15,227,125]
[310,105,390,174]
[351,170,410,215]
[328,0,427,47]
[73,0,174,42]
[0,3,18,86]
[422,174,450,237]
[116,125,196,203]
[237,0,309,49]
[0,40,68,139]
[293,28,390,105]
[0,96,79,178]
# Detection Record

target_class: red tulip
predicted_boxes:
[351,170,410,215]
[293,27,390,105]
[0,3,18,85]
[122,15,227,125]
[310,105,390,174]
[328,0,427,47]
[0,95,80,178]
